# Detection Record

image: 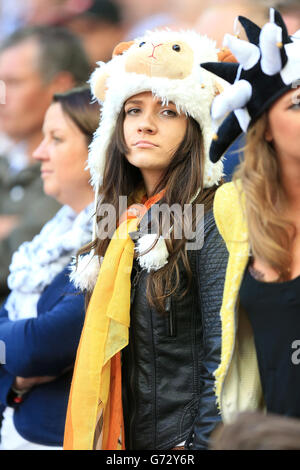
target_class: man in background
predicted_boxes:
[64,0,125,65]
[0,26,91,303]
[271,0,300,33]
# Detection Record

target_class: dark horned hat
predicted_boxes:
[201,8,300,163]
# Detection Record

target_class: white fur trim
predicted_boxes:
[69,253,102,291]
[136,234,169,272]
[70,234,169,291]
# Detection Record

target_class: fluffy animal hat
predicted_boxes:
[88,29,236,189]
[201,8,300,163]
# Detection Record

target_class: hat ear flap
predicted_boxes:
[91,41,135,102]
[90,68,110,102]
[112,41,135,57]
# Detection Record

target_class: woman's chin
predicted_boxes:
[42,184,59,201]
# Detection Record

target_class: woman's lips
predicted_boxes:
[41,169,53,177]
[134,140,158,148]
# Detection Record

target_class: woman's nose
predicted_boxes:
[137,113,157,134]
[32,138,48,161]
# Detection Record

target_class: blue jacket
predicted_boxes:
[0,265,85,446]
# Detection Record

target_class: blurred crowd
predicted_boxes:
[0,0,299,451]
[1,1,300,64]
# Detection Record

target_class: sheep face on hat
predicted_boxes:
[125,39,195,79]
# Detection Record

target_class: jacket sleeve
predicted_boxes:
[0,281,85,378]
[186,209,228,449]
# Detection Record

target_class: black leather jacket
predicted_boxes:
[122,209,228,450]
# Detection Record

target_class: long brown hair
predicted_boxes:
[83,105,219,312]
[234,112,295,280]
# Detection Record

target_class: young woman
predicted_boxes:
[0,87,99,450]
[64,30,232,450]
[201,9,300,424]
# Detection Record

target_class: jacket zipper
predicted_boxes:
[128,325,137,449]
[165,296,176,337]
[130,266,142,306]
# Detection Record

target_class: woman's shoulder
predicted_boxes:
[214,181,241,207]
[38,264,85,312]
[213,181,244,241]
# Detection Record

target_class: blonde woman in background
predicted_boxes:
[201,9,300,425]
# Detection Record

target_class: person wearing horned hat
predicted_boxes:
[201,9,300,424]
[63,30,236,450]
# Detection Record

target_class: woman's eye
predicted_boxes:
[290,102,300,110]
[162,109,177,117]
[126,108,140,115]
[52,136,63,143]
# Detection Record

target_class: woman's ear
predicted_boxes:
[265,116,273,142]
[265,127,273,142]
[112,41,135,57]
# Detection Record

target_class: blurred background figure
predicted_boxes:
[210,412,300,450]
[115,0,175,39]
[23,0,125,65]
[64,0,126,65]
[270,0,300,33]
[194,0,269,48]
[172,0,211,29]
[0,26,91,305]
[22,0,91,26]
[0,0,25,42]
[0,87,98,450]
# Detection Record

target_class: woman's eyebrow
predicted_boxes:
[125,99,142,106]
[125,99,177,106]
[157,100,176,106]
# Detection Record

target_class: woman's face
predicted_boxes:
[123,91,187,186]
[265,87,300,164]
[33,102,91,210]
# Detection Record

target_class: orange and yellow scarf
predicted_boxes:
[64,189,165,450]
